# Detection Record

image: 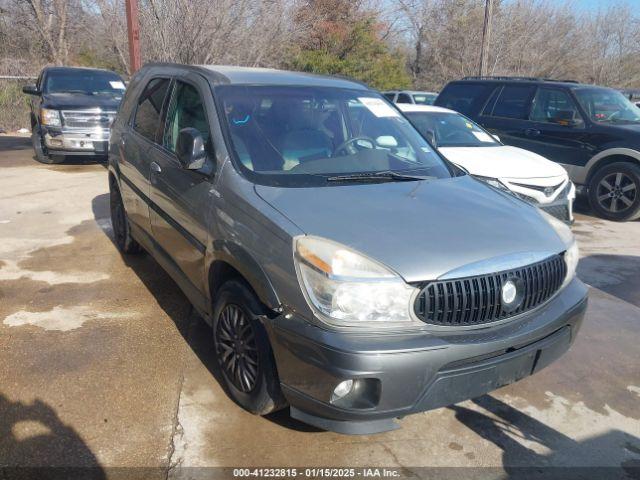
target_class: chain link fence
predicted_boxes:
[0,76,35,132]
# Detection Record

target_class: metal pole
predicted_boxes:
[125,0,141,73]
[479,0,493,77]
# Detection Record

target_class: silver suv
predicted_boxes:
[108,64,588,434]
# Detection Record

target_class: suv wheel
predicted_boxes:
[588,162,640,221]
[32,125,63,164]
[109,181,143,254]
[212,280,286,415]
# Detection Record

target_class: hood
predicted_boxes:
[256,175,566,282]
[41,92,123,111]
[438,145,567,180]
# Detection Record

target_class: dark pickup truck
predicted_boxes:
[23,66,126,164]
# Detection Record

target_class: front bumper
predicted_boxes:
[268,278,588,434]
[42,126,110,156]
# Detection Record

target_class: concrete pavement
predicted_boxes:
[0,136,638,479]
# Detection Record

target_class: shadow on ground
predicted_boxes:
[91,192,318,433]
[0,393,106,479]
[577,254,640,307]
[451,395,640,479]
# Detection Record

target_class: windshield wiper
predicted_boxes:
[326,171,432,183]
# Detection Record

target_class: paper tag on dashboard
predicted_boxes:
[110,81,126,90]
[472,131,495,142]
[358,97,400,118]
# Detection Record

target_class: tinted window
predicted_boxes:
[412,93,437,105]
[133,78,170,142]
[491,85,535,119]
[163,81,211,152]
[530,88,583,125]
[436,83,493,116]
[217,85,451,186]
[396,93,412,104]
[383,93,396,102]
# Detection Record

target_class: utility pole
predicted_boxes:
[478,0,494,77]
[125,0,141,73]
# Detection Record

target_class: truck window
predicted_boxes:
[491,85,535,119]
[436,83,493,116]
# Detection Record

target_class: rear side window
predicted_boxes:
[491,85,535,119]
[435,83,493,116]
[383,93,396,102]
[133,78,171,142]
[397,93,412,104]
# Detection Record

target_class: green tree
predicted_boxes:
[290,0,410,90]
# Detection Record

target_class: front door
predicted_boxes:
[149,74,215,296]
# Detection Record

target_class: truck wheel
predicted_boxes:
[109,181,143,254]
[212,280,286,415]
[588,162,640,221]
[32,126,63,164]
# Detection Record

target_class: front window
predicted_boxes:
[573,88,640,124]
[217,86,452,187]
[45,70,126,96]
[405,111,499,148]
[412,93,437,105]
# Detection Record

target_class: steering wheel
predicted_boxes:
[333,136,376,156]
[605,110,621,121]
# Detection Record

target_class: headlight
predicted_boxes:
[293,236,419,328]
[41,108,61,127]
[475,175,510,192]
[541,211,579,286]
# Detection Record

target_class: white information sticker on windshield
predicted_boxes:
[472,131,494,142]
[358,97,400,118]
[110,81,126,90]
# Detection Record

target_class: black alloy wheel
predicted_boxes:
[215,304,259,393]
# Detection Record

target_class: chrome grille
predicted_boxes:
[61,110,116,130]
[414,255,567,326]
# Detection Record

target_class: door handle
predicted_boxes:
[151,161,162,174]
[524,128,541,137]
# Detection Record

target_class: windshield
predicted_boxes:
[412,93,437,105]
[405,111,499,147]
[217,86,453,186]
[45,70,125,96]
[574,88,640,124]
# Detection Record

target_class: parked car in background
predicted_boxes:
[398,104,575,224]
[384,90,438,105]
[435,76,640,221]
[109,63,586,434]
[23,66,126,164]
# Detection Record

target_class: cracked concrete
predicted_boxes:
[0,136,638,479]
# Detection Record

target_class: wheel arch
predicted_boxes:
[207,246,281,316]
[585,148,640,185]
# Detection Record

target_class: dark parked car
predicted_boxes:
[23,66,126,164]
[435,77,640,221]
[108,63,586,434]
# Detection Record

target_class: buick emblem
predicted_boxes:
[501,280,517,305]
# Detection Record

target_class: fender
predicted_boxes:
[206,239,281,313]
[565,148,640,185]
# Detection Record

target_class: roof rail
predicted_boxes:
[462,75,579,83]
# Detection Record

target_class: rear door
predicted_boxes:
[119,77,172,236]
[478,84,537,149]
[149,72,215,296]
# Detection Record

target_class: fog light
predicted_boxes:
[49,138,63,147]
[331,379,354,402]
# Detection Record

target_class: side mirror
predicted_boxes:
[552,110,583,128]
[22,84,39,96]
[176,128,207,170]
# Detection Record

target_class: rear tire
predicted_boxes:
[109,180,143,254]
[32,125,63,164]
[588,162,640,221]
[212,280,286,415]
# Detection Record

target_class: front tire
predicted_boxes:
[588,162,640,221]
[32,125,63,164]
[109,180,143,254]
[212,280,286,415]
